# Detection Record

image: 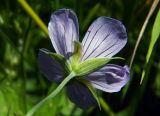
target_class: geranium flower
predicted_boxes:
[38,9,129,109]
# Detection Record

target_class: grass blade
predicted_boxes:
[17,0,48,35]
[130,0,159,68]
[141,8,160,83]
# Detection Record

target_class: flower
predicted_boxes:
[38,9,130,109]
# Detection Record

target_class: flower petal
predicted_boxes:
[86,64,129,93]
[81,17,127,61]
[67,81,97,109]
[48,9,79,59]
[38,48,64,83]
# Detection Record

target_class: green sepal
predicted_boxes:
[70,41,82,68]
[75,57,123,76]
[40,49,71,74]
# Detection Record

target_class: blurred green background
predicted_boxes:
[0,0,160,116]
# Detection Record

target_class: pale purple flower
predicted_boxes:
[38,9,129,109]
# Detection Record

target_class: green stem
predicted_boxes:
[26,72,76,116]
[99,97,115,116]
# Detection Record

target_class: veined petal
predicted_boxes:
[86,64,129,93]
[67,81,97,109]
[38,49,64,83]
[81,17,127,61]
[48,9,79,59]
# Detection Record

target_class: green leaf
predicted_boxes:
[141,9,160,83]
[0,91,8,116]
[70,41,82,68]
[147,9,160,62]
[0,80,25,115]
[75,57,123,76]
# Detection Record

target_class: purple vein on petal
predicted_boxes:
[104,41,125,57]
[84,26,103,56]
[83,33,110,60]
[81,17,127,60]
[84,21,113,59]
[82,24,106,59]
[95,40,119,57]
[82,21,96,48]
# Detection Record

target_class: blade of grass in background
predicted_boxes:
[0,29,21,55]
[0,29,33,66]
[99,97,115,116]
[141,9,160,83]
[117,5,160,112]
[121,0,159,103]
[17,0,48,35]
[130,0,159,69]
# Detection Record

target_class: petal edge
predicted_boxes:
[86,64,130,93]
[48,9,79,59]
[82,17,127,61]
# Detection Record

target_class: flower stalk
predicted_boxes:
[26,72,76,116]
